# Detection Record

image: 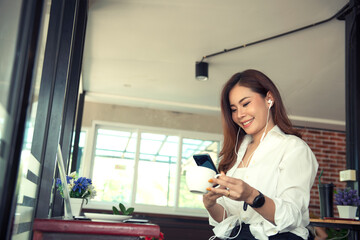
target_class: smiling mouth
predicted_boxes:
[242,118,254,127]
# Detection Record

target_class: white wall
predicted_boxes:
[82,101,223,134]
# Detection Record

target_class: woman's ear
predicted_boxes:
[266,92,274,107]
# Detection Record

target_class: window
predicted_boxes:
[69,130,87,174]
[87,123,221,216]
[92,129,137,204]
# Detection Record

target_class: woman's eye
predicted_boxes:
[231,108,237,113]
[243,102,250,107]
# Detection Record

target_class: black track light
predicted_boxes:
[195,61,208,81]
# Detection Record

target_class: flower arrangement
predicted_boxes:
[55,171,96,203]
[334,187,360,206]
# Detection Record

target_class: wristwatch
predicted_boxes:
[243,191,265,211]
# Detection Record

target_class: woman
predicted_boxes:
[204,69,318,240]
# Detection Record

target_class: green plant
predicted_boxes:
[326,228,349,240]
[112,203,134,215]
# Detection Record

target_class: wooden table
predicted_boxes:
[33,218,160,240]
[310,218,360,240]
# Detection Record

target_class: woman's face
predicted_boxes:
[229,85,274,140]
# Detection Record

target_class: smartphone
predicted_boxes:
[193,154,219,174]
[123,219,149,223]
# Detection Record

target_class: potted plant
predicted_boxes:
[334,187,360,219]
[56,171,96,215]
[112,203,134,216]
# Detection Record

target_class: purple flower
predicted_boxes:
[335,188,360,206]
[66,175,73,184]
[56,178,62,187]
[55,172,96,200]
[73,177,90,193]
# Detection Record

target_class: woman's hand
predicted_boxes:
[203,187,224,209]
[206,171,276,224]
[206,171,257,203]
[203,189,228,222]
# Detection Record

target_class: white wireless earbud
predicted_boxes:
[261,99,273,143]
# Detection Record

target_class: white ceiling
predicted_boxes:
[82,0,349,131]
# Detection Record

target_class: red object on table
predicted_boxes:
[33,218,160,240]
[323,217,358,221]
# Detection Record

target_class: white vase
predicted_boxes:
[65,198,84,216]
[337,205,358,219]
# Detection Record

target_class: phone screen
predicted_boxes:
[193,154,219,174]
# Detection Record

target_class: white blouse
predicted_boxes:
[208,126,318,240]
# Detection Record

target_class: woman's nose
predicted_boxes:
[237,108,245,119]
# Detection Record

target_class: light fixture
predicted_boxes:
[195,3,349,81]
[195,61,208,81]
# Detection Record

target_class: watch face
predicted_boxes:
[250,192,265,208]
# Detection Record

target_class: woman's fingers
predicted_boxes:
[203,190,224,208]
[207,186,232,197]
[209,174,239,190]
[207,172,252,200]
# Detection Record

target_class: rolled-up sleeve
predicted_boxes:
[273,141,318,232]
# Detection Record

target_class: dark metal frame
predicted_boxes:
[344,0,360,189]
[345,1,360,236]
[0,0,44,239]
[55,0,88,217]
[32,0,88,218]
[333,1,360,239]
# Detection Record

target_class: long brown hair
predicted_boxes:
[219,69,301,173]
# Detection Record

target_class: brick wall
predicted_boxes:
[298,127,347,218]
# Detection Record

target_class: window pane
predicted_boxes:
[136,133,179,206]
[70,131,86,175]
[92,128,137,204]
[179,138,220,208]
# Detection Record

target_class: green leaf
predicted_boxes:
[126,207,134,215]
[112,206,120,215]
[119,203,126,214]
